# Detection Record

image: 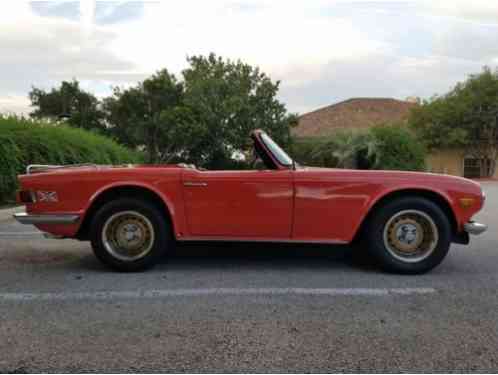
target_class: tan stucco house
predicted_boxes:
[292,97,494,178]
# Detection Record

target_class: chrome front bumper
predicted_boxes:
[464,221,487,235]
[13,213,80,225]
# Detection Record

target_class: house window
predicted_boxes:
[463,157,492,178]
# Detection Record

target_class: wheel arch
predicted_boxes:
[77,183,176,240]
[353,188,458,242]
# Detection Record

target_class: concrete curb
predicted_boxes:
[0,206,24,222]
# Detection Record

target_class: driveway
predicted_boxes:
[0,182,497,372]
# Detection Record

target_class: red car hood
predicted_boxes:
[300,166,482,191]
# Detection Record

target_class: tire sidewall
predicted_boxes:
[367,197,451,274]
[90,198,170,272]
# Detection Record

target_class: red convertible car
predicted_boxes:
[14,130,486,273]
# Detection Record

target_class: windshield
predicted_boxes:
[260,133,293,167]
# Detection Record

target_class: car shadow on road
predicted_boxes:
[77,241,379,273]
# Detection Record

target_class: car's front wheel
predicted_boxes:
[90,198,171,272]
[366,197,452,274]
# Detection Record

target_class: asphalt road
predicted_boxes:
[0,182,497,373]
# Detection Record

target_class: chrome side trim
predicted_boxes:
[13,213,80,225]
[26,164,61,174]
[464,221,487,235]
[183,182,208,187]
[26,164,98,175]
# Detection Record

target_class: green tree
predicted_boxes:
[410,66,498,177]
[29,80,105,133]
[28,54,296,168]
[103,69,188,163]
[181,53,297,169]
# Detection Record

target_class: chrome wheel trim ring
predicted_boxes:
[102,211,155,262]
[382,209,439,263]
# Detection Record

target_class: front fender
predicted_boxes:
[351,186,459,242]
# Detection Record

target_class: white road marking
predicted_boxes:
[0,288,437,301]
[0,232,41,235]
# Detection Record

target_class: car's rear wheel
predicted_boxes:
[366,197,451,274]
[90,198,171,271]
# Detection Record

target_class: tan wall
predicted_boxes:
[426,149,465,176]
[427,149,498,178]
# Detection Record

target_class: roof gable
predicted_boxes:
[293,98,416,138]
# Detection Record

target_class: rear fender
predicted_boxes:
[79,181,181,239]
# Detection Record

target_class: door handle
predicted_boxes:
[184,181,208,187]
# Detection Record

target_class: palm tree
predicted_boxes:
[312,130,378,169]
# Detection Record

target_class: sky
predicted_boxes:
[1,0,497,115]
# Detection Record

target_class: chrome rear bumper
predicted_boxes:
[13,213,80,225]
[464,221,487,235]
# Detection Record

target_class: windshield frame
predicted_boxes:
[259,132,293,168]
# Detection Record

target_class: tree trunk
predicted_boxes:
[489,158,497,178]
[146,135,157,164]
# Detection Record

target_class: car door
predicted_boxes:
[182,169,293,238]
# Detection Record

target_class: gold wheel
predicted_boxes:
[382,210,439,263]
[102,211,155,262]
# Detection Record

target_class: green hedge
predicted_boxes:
[0,116,143,203]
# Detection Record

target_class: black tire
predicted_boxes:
[90,198,172,272]
[366,197,451,274]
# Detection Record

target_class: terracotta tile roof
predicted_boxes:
[292,98,417,138]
